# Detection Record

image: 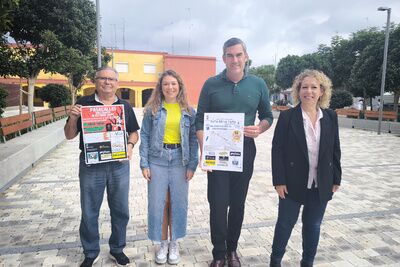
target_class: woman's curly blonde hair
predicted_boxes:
[291,69,332,109]
[144,69,192,116]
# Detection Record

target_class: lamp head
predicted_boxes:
[377,7,390,11]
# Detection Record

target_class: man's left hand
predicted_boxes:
[244,125,260,138]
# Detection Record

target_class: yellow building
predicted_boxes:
[1,49,215,108]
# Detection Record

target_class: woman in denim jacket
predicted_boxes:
[139,70,198,265]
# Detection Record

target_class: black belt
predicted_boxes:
[163,143,181,149]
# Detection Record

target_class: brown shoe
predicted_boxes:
[209,259,226,267]
[227,251,241,267]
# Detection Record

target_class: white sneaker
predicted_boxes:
[155,240,168,264]
[168,241,180,265]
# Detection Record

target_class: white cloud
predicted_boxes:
[96,0,400,71]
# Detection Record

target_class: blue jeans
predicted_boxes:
[147,147,188,242]
[271,188,328,265]
[79,153,130,258]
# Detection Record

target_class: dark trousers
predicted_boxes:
[207,138,256,260]
[271,188,328,265]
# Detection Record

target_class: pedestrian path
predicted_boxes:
[0,123,400,266]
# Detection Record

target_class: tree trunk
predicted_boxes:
[394,91,399,117]
[369,97,373,110]
[27,75,37,114]
[68,74,80,105]
[362,89,367,111]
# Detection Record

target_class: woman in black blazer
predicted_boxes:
[270,70,342,267]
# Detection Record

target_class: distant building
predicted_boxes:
[0,49,216,108]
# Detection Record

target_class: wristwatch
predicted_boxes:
[127,142,135,148]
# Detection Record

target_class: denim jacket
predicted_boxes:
[139,104,198,172]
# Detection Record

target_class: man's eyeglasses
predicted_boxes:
[96,77,118,82]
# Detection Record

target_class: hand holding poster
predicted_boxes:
[202,113,244,172]
[81,105,128,164]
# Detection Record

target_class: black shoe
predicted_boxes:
[269,257,281,267]
[209,259,226,267]
[110,252,130,266]
[227,251,241,267]
[300,259,313,267]
[80,256,99,267]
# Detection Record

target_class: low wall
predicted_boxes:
[272,111,400,134]
[0,119,66,192]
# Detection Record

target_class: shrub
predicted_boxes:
[0,86,8,117]
[330,90,353,110]
[38,84,71,108]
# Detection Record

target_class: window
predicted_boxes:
[144,63,156,74]
[115,62,129,73]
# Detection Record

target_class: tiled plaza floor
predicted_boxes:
[1,118,399,266]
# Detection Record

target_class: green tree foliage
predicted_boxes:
[330,90,353,110]
[0,0,18,77]
[0,0,19,34]
[330,29,382,91]
[249,64,278,93]
[5,0,96,113]
[61,47,112,104]
[349,35,384,101]
[0,85,8,117]
[275,53,333,89]
[275,55,306,89]
[38,84,71,107]
[387,24,400,114]
[329,35,354,89]
[302,53,333,78]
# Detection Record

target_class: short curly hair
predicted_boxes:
[291,69,332,109]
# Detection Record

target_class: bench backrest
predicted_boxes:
[53,106,67,119]
[364,110,397,120]
[0,113,33,136]
[335,108,360,117]
[66,105,72,114]
[33,109,53,125]
[276,106,290,111]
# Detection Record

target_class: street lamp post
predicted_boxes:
[377,7,391,135]
[96,0,101,68]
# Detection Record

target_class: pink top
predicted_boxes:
[301,108,323,189]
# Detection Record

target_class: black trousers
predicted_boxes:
[207,137,256,260]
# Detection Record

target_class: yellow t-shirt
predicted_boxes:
[163,102,181,144]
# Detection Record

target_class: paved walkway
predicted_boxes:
[1,118,400,266]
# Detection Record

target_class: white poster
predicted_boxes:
[202,113,244,172]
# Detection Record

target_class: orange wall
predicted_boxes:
[164,55,216,107]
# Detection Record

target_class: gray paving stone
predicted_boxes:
[1,113,400,266]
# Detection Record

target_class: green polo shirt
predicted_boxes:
[195,69,273,130]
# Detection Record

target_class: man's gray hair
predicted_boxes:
[95,66,119,80]
[222,37,247,56]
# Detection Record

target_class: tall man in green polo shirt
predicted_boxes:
[195,37,273,267]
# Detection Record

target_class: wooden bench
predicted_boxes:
[0,113,33,142]
[53,106,67,120]
[65,105,72,116]
[272,105,290,111]
[276,105,290,111]
[33,109,53,128]
[364,110,397,121]
[335,108,360,119]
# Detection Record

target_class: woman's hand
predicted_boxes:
[142,168,151,181]
[332,185,340,192]
[275,185,288,199]
[186,170,194,181]
[199,153,212,172]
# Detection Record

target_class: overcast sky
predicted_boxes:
[97,0,400,71]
